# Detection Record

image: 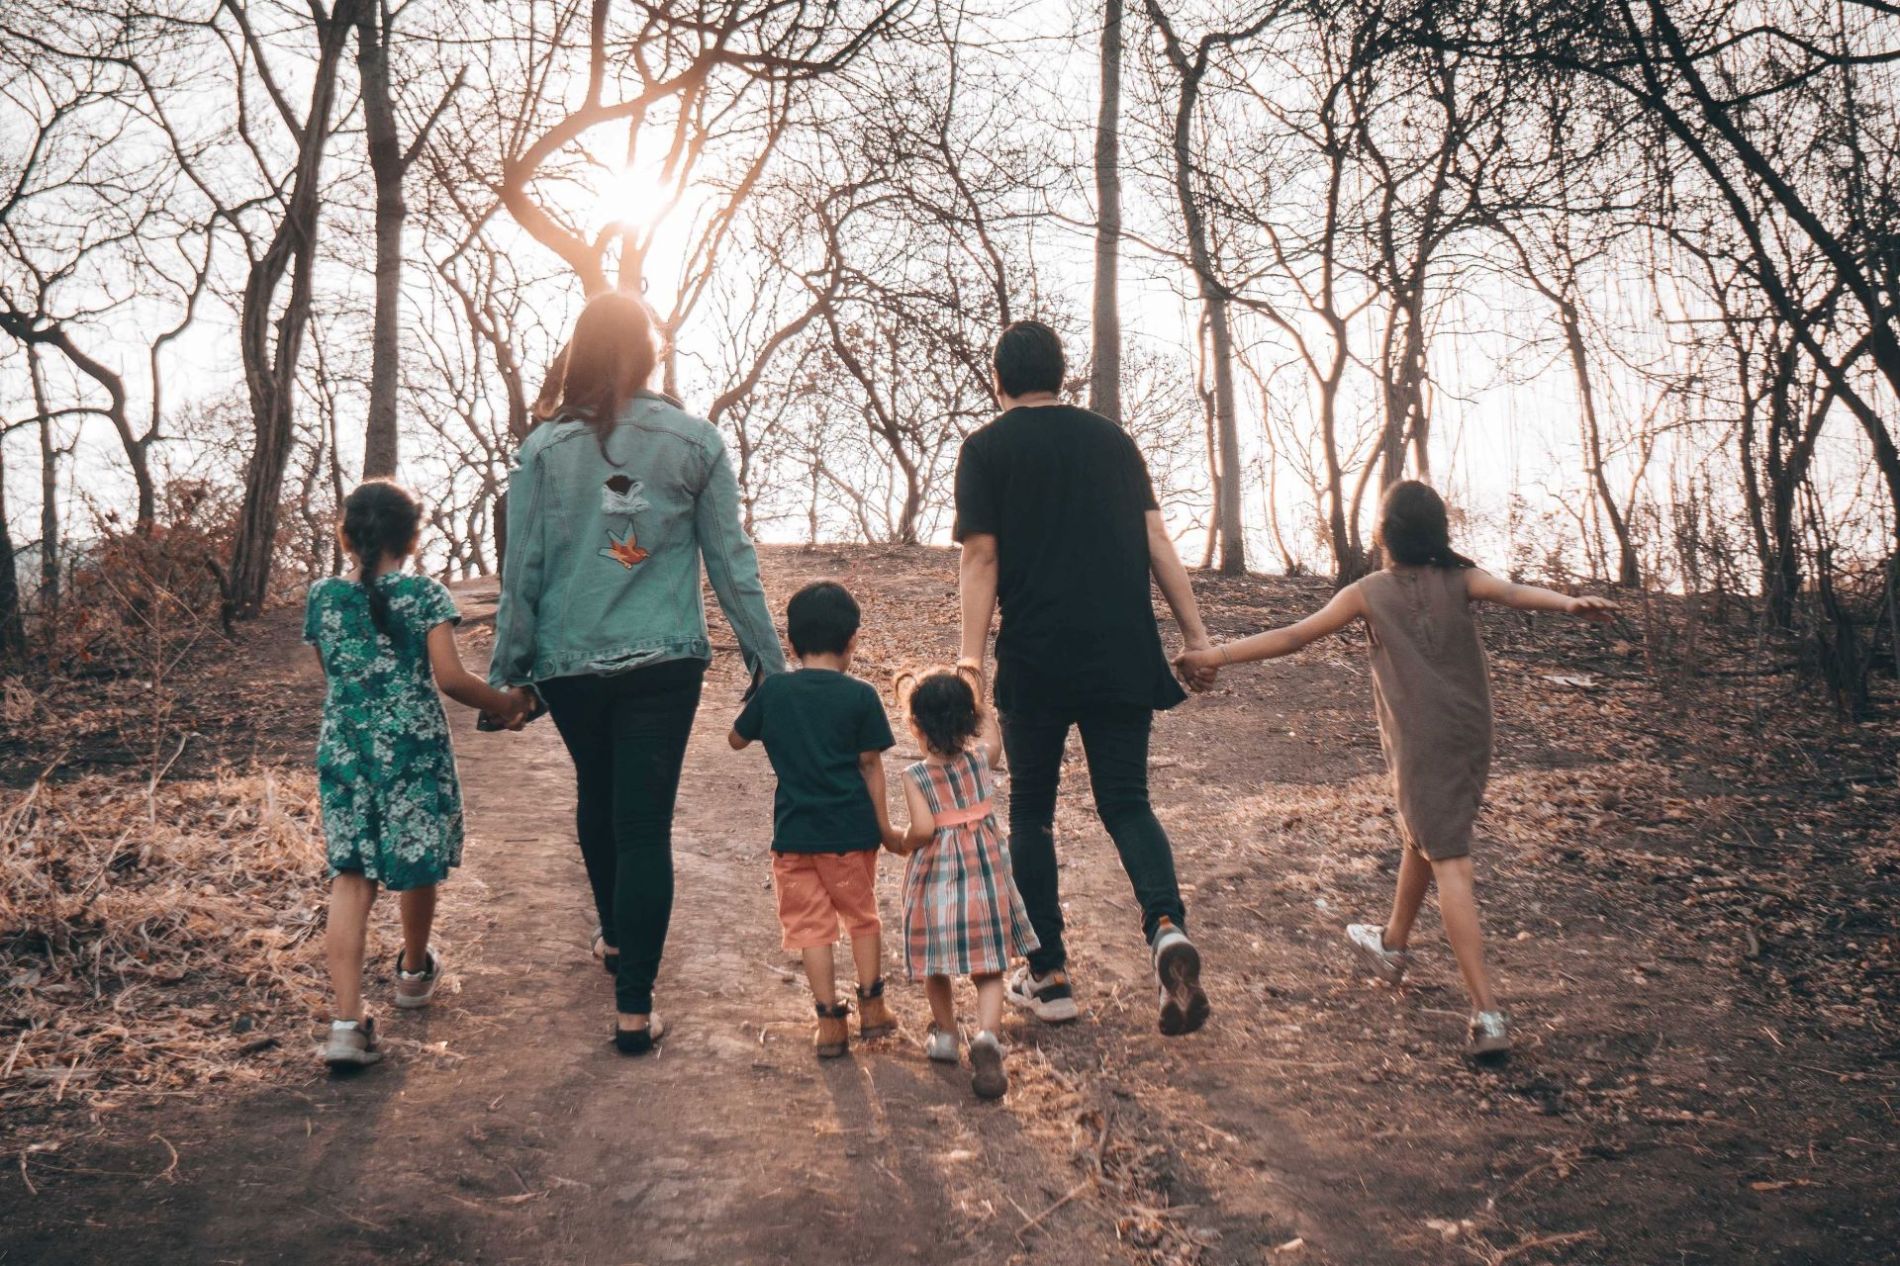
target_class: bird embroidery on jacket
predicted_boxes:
[600,527,650,569]
[599,473,652,567]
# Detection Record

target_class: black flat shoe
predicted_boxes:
[613,1015,664,1056]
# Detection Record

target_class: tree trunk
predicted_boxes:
[1557,296,1638,586]
[1088,0,1123,422]
[1206,295,1245,574]
[357,1,404,479]
[228,1,360,616]
[0,442,24,661]
[29,347,60,611]
[1164,55,1245,575]
[1197,321,1218,569]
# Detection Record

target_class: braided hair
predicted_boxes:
[908,670,983,759]
[1376,480,1475,570]
[340,480,423,640]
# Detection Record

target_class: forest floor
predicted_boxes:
[2,545,1896,1265]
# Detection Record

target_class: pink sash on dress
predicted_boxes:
[930,798,996,827]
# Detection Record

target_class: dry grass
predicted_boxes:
[0,769,335,1146]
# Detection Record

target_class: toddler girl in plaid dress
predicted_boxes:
[886,667,1038,1100]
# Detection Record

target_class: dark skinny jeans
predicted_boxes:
[1000,704,1187,977]
[541,659,705,1015]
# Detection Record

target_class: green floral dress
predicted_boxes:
[303,574,465,890]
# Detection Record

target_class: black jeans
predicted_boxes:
[1000,705,1187,976]
[541,659,705,1014]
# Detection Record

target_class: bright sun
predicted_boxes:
[590,162,662,233]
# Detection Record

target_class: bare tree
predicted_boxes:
[354,0,464,478]
[223,0,365,616]
[1142,0,1280,575]
[1089,0,1124,421]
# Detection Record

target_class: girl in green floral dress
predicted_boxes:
[305,481,529,1069]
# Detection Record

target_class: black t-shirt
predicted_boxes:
[953,405,1187,715]
[733,668,896,852]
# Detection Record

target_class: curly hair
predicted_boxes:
[908,670,982,758]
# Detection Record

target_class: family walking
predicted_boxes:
[303,291,1617,1094]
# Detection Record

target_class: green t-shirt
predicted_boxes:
[733,668,895,853]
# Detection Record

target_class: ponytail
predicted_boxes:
[340,480,423,642]
[359,544,392,637]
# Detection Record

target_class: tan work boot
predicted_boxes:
[857,979,897,1039]
[814,1001,850,1058]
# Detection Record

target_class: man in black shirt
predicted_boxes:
[954,320,1215,1036]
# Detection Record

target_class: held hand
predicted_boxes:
[1568,595,1620,624]
[954,656,985,698]
[881,826,910,855]
[504,686,535,730]
[1174,646,1222,693]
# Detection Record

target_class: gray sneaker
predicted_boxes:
[323,1017,383,1069]
[1004,963,1079,1023]
[394,949,440,1010]
[1152,920,1209,1036]
[924,1024,960,1064]
[1467,1010,1511,1057]
[1346,923,1409,985]
[969,1030,1008,1100]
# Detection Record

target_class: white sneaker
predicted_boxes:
[393,949,440,1009]
[1468,1010,1511,1057]
[924,1023,960,1064]
[1003,963,1079,1023]
[1346,923,1409,985]
[322,1017,383,1069]
[969,1030,1008,1100]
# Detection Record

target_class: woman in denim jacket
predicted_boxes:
[490,292,786,1053]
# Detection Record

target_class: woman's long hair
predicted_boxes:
[534,291,661,458]
[341,480,423,640]
[1375,480,1475,570]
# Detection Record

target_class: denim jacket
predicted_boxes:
[488,392,787,688]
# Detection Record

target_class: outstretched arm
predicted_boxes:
[1465,570,1619,621]
[429,624,528,722]
[1179,585,1365,676]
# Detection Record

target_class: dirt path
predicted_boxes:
[4,546,1895,1265]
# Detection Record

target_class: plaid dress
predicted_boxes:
[900,750,1039,979]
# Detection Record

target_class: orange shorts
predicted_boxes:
[771,850,881,951]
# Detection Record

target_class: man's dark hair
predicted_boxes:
[786,581,861,658]
[992,320,1065,398]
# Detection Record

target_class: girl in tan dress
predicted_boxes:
[1178,482,1617,1056]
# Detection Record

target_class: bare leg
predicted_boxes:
[397,885,436,973]
[925,975,956,1030]
[1383,846,1433,951]
[801,944,839,1008]
[1430,856,1497,1012]
[849,930,882,988]
[972,973,1004,1034]
[326,874,377,1022]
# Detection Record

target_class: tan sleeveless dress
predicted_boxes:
[1353,566,1492,860]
